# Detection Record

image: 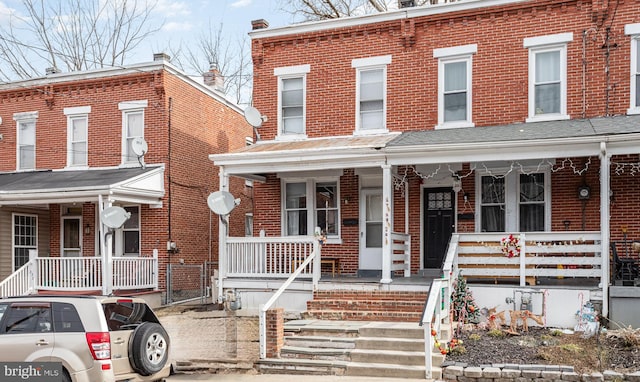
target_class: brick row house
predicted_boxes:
[0,55,252,302]
[211,0,640,328]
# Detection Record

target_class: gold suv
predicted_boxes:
[0,295,171,382]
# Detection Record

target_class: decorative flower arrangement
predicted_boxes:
[500,234,521,258]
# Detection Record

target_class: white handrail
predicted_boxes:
[258,239,321,359]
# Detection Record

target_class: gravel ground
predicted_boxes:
[445,327,640,373]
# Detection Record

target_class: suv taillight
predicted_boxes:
[86,332,111,360]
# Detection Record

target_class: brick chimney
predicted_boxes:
[251,19,269,30]
[204,64,224,92]
[398,0,416,8]
[153,53,171,62]
[45,67,61,75]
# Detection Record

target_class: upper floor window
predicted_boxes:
[64,106,90,167]
[275,65,310,139]
[434,44,477,129]
[352,55,391,134]
[14,111,38,171]
[524,33,573,122]
[118,100,147,165]
[625,24,640,114]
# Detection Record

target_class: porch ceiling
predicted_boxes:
[0,166,165,206]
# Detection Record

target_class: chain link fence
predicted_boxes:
[166,263,205,304]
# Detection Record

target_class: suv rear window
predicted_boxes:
[102,301,159,331]
[52,303,85,332]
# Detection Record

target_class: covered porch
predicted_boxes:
[210,115,640,318]
[0,166,165,296]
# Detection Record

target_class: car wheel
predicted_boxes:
[129,322,170,376]
[61,370,72,382]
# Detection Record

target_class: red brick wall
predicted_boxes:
[265,308,284,358]
[252,0,638,140]
[249,0,639,274]
[0,67,252,289]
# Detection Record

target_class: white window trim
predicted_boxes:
[280,178,342,244]
[108,205,140,257]
[625,24,640,115]
[245,213,254,237]
[12,213,38,271]
[119,100,147,166]
[275,65,310,140]
[14,111,39,172]
[64,106,91,169]
[524,33,572,123]
[434,44,477,129]
[474,167,551,232]
[352,55,392,135]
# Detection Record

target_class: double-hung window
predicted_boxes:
[118,100,147,165]
[434,44,477,129]
[109,206,140,256]
[283,178,340,239]
[12,214,37,271]
[524,33,572,122]
[477,168,550,233]
[352,55,391,133]
[14,111,38,171]
[64,106,90,167]
[625,24,640,114]
[275,65,310,139]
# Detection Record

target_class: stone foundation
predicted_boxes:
[443,364,640,382]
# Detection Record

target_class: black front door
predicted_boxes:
[423,188,455,268]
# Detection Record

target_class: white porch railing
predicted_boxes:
[258,239,321,359]
[225,236,318,279]
[0,261,35,298]
[456,232,602,285]
[391,232,411,277]
[0,252,159,297]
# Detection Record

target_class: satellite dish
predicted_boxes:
[244,106,266,128]
[207,191,240,216]
[131,137,148,157]
[100,206,131,229]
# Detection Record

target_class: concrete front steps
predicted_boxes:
[255,319,445,379]
[303,290,428,322]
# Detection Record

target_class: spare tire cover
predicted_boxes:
[128,322,170,376]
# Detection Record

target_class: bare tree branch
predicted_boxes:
[0,0,162,81]
[278,0,429,21]
[167,21,252,105]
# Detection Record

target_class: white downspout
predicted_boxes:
[381,164,392,284]
[599,142,610,317]
[218,167,229,303]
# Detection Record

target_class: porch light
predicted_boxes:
[84,224,91,235]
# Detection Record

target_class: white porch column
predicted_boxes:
[218,167,229,303]
[381,164,393,284]
[98,194,113,295]
[599,142,610,317]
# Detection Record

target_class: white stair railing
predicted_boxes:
[258,239,321,359]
